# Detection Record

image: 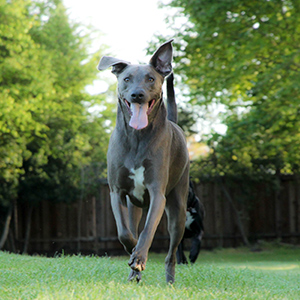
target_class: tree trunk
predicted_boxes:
[274,170,282,240]
[77,167,85,253]
[8,229,16,253]
[77,197,83,253]
[0,205,13,249]
[23,205,33,254]
[220,181,250,247]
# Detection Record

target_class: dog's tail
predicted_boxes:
[166,73,177,124]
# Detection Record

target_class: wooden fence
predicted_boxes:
[8,175,300,256]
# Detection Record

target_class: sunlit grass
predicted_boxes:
[0,243,299,299]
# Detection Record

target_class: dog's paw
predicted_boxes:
[128,252,146,272]
[128,269,142,282]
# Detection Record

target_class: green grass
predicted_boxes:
[0,243,300,299]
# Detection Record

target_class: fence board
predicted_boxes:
[9,175,300,256]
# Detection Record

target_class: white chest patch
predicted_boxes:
[185,211,194,230]
[129,166,145,202]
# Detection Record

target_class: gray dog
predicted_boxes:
[98,40,189,283]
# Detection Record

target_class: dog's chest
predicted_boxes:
[128,166,146,202]
[185,211,194,230]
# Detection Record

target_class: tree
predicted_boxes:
[0,0,46,203]
[0,0,52,249]
[0,0,112,250]
[18,0,100,203]
[153,0,300,246]
[160,0,300,174]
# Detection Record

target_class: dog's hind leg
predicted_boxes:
[127,197,143,240]
[165,181,188,283]
[165,201,186,283]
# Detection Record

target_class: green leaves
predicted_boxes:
[164,0,300,177]
[0,0,111,205]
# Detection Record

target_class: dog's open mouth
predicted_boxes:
[124,99,155,115]
[124,99,156,130]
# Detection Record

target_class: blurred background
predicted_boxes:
[0,0,299,255]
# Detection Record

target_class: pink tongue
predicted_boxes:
[129,103,148,130]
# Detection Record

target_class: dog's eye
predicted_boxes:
[148,77,154,82]
[124,77,130,82]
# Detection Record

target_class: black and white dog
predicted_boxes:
[176,180,205,264]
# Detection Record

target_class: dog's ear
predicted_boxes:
[97,56,130,75]
[149,39,173,77]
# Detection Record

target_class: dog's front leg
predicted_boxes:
[189,233,203,263]
[128,191,166,273]
[176,240,188,264]
[110,192,137,254]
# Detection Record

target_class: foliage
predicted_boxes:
[0,246,299,299]
[0,0,42,204]
[156,0,300,177]
[0,0,111,207]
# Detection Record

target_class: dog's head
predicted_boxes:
[98,40,173,130]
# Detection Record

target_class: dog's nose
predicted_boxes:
[131,91,145,102]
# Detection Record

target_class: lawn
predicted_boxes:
[0,243,299,299]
